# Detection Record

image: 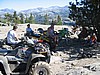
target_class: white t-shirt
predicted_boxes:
[7,30,20,44]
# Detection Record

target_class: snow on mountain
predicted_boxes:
[0,8,15,14]
[0,6,69,17]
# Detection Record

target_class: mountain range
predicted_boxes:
[0,6,69,18]
[0,6,74,25]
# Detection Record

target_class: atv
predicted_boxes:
[25,29,57,52]
[0,37,51,75]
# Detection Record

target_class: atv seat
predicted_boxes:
[6,43,16,49]
[3,38,16,49]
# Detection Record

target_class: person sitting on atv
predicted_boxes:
[47,23,58,45]
[26,24,40,38]
[7,25,21,46]
[26,24,34,36]
[86,33,97,46]
[90,33,97,46]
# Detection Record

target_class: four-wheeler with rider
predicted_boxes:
[0,36,51,75]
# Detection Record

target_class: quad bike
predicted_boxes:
[58,28,70,40]
[37,28,72,51]
[25,29,57,52]
[0,36,51,75]
[38,30,57,51]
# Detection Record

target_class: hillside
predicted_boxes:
[0,6,71,24]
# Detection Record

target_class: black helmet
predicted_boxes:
[27,24,30,26]
[13,25,18,30]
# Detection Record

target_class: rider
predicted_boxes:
[47,23,57,42]
[7,25,21,45]
[90,33,97,46]
[26,24,40,38]
[26,24,34,36]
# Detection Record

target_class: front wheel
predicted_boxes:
[29,61,51,75]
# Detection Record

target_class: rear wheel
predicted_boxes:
[29,61,51,75]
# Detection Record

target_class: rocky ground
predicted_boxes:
[0,24,100,75]
[50,38,100,75]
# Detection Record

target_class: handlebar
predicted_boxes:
[19,36,44,47]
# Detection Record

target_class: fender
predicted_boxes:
[31,54,45,61]
[0,56,11,75]
[25,54,46,74]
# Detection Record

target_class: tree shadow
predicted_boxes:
[55,38,100,61]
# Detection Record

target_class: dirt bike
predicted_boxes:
[0,36,51,75]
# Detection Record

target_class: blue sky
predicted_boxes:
[0,0,74,11]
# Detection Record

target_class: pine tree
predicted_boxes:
[56,15,62,25]
[69,0,100,41]
[13,11,20,24]
[19,13,24,24]
[25,16,29,23]
[4,13,12,23]
[44,14,49,25]
[28,13,34,24]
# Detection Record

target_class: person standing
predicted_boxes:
[47,23,58,52]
